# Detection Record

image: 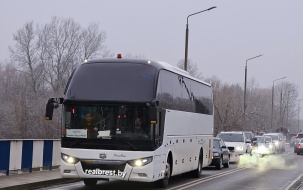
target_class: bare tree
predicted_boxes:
[4,17,111,139]
[177,59,203,80]
[39,17,110,94]
[124,53,146,58]
[9,21,45,93]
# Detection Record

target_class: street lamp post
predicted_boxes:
[298,99,303,132]
[270,77,286,130]
[243,54,263,131]
[184,6,216,71]
[285,87,295,131]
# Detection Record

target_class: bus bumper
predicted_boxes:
[60,159,155,182]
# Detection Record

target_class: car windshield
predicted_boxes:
[264,135,278,140]
[298,134,303,138]
[265,137,272,142]
[217,133,244,142]
[256,137,265,143]
[213,140,220,149]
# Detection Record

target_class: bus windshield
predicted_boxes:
[65,62,157,102]
[62,103,154,151]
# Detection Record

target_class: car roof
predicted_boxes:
[264,136,272,139]
[263,133,279,136]
[218,131,244,134]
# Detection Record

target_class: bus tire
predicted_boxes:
[155,160,171,188]
[83,179,97,186]
[191,150,203,178]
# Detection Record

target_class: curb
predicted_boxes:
[0,178,82,190]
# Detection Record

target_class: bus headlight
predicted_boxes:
[61,153,80,164]
[127,156,153,167]
[236,146,243,151]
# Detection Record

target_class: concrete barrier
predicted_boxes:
[0,140,60,176]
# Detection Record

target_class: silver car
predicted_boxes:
[263,133,285,153]
[251,136,272,155]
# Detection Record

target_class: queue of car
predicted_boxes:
[211,131,301,170]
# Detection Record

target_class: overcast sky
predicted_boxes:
[1,1,303,107]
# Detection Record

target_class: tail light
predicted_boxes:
[298,144,301,149]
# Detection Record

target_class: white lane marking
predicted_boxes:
[46,181,84,190]
[284,173,303,190]
[167,167,247,190]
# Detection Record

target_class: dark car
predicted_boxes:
[294,133,303,153]
[296,139,303,155]
[210,138,230,170]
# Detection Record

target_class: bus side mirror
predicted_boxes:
[149,107,157,124]
[45,98,63,120]
[45,98,55,120]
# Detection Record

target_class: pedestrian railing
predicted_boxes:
[0,139,60,176]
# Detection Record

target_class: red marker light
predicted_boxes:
[117,54,122,59]
[72,108,75,114]
[62,130,66,134]
[122,106,124,108]
[118,115,121,119]
[124,115,126,118]
[298,144,301,149]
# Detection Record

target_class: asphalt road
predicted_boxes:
[39,145,303,190]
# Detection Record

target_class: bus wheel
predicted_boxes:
[155,161,171,188]
[191,150,203,178]
[83,179,97,186]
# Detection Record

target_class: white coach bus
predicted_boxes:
[45,55,214,187]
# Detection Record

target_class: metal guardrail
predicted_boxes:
[0,140,60,176]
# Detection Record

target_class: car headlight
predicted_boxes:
[236,146,243,151]
[269,145,273,149]
[257,145,267,154]
[275,141,279,146]
[127,156,153,167]
[213,152,220,157]
[61,153,80,164]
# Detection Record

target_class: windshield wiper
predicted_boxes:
[117,136,137,150]
[69,138,86,148]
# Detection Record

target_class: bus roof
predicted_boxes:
[85,57,211,87]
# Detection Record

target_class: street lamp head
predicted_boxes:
[184,6,217,71]
[273,76,287,84]
[207,6,217,11]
